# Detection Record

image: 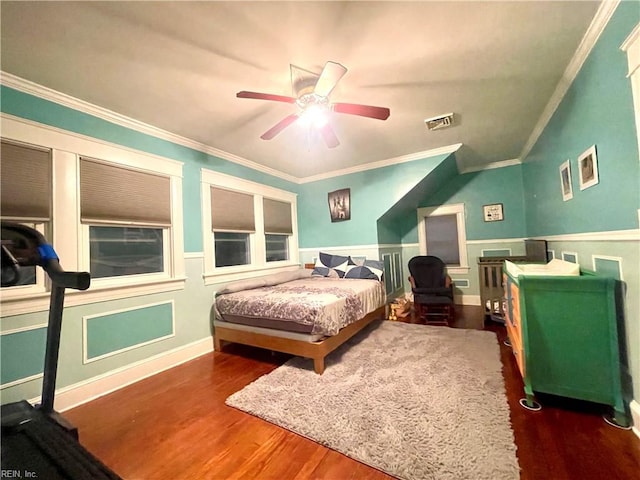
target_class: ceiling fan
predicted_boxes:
[236,61,390,148]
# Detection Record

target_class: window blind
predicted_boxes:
[80,158,171,225]
[1,140,52,220]
[211,187,255,232]
[263,198,293,235]
[425,214,460,265]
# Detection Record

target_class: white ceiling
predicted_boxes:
[0,1,602,180]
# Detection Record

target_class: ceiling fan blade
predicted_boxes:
[332,103,390,120]
[260,114,299,140]
[237,91,296,104]
[319,124,340,149]
[313,61,347,97]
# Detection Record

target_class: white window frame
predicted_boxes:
[0,222,48,300]
[417,203,469,274]
[0,115,185,316]
[201,169,299,284]
[80,224,172,288]
[621,23,640,162]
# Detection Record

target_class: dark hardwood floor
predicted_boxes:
[65,306,640,479]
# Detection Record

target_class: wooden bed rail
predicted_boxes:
[214,306,385,374]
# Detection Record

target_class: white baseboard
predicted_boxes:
[28,337,214,412]
[631,399,640,439]
[457,294,481,306]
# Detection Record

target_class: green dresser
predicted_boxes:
[503,263,631,427]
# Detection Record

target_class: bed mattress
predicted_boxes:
[215,275,385,336]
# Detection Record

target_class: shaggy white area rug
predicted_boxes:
[226,320,520,480]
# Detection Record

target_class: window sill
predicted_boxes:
[1,277,186,317]
[203,262,302,286]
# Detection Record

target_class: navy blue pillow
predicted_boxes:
[344,259,384,281]
[311,252,350,278]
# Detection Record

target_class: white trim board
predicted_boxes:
[1,72,461,184]
[27,337,214,413]
[0,72,297,184]
[82,300,176,364]
[298,144,462,183]
[458,294,481,306]
[530,229,640,242]
[591,255,624,281]
[459,158,521,175]
[631,400,640,439]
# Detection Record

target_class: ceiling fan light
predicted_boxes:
[300,104,329,128]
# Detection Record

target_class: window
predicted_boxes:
[265,235,288,262]
[1,116,185,315]
[263,198,293,263]
[80,157,172,282]
[0,140,51,297]
[210,187,255,268]
[424,214,460,265]
[89,226,164,278]
[201,169,298,283]
[417,203,468,274]
[214,232,250,267]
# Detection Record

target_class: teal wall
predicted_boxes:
[377,154,460,245]
[1,2,639,412]
[85,302,174,360]
[522,3,640,236]
[397,164,527,244]
[1,327,47,386]
[0,86,298,253]
[297,151,453,247]
[519,3,640,403]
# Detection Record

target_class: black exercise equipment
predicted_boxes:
[1,222,121,479]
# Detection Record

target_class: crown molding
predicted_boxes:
[519,0,620,161]
[297,143,463,184]
[620,22,640,52]
[1,72,464,185]
[0,71,299,184]
[459,158,521,174]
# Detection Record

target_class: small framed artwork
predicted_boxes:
[559,159,573,201]
[578,145,599,190]
[483,203,504,222]
[328,188,351,222]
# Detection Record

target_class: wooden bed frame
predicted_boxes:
[214,305,385,374]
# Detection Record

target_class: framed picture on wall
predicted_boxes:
[482,203,504,222]
[328,188,351,222]
[559,160,573,201]
[578,145,599,190]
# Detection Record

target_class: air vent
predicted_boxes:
[425,113,455,131]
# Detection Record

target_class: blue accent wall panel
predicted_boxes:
[1,327,46,385]
[86,302,174,360]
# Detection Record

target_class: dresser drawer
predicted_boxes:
[511,338,525,377]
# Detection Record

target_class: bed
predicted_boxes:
[213,255,386,374]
